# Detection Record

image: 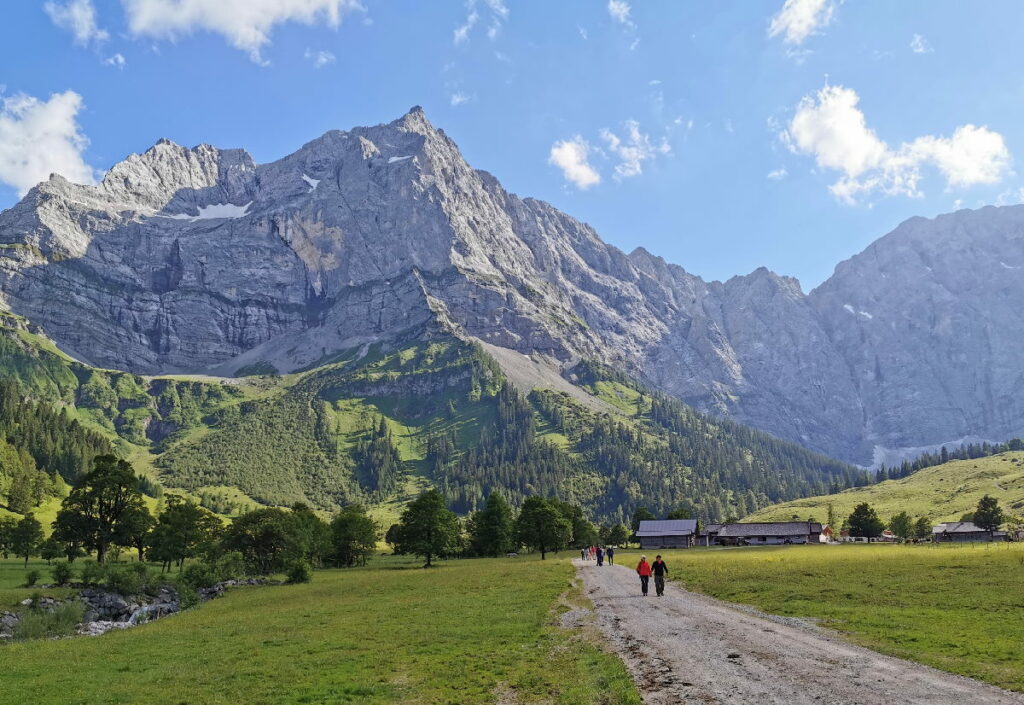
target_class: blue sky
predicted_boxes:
[2,1,1023,288]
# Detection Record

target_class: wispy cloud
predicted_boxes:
[600,120,670,180]
[767,168,788,180]
[607,0,634,28]
[453,0,508,46]
[304,48,335,68]
[450,92,470,107]
[549,136,601,190]
[784,83,1012,204]
[104,53,127,68]
[0,90,97,196]
[768,0,835,45]
[910,34,932,54]
[44,0,109,46]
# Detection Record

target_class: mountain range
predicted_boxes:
[1,106,1022,471]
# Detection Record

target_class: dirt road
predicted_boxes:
[576,560,1024,704]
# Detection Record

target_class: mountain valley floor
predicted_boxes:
[0,555,638,705]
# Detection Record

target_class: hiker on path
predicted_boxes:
[606,546,615,565]
[596,546,605,566]
[581,548,587,560]
[636,555,652,596]
[652,555,668,596]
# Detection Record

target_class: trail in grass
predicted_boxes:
[577,559,1024,705]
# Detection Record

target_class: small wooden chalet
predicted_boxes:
[635,519,698,549]
[715,521,823,546]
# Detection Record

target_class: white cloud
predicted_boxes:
[768,0,835,45]
[104,53,127,68]
[767,168,788,180]
[121,0,363,64]
[600,120,670,180]
[44,0,109,46]
[910,34,932,54]
[0,90,97,196]
[450,92,470,107]
[784,83,1011,204]
[607,0,633,27]
[549,136,601,190]
[578,25,588,40]
[453,0,507,46]
[304,48,335,68]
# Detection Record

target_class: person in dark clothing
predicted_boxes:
[636,556,652,596]
[652,555,668,596]
[596,546,604,566]
[606,546,615,565]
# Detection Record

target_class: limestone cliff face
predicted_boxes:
[1,107,1022,464]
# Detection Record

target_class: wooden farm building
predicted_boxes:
[932,521,1007,542]
[635,519,698,549]
[714,521,823,546]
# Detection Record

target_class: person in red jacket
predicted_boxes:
[636,555,652,596]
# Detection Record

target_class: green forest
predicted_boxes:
[0,313,867,524]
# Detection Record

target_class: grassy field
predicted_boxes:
[0,555,639,705]
[639,543,1024,692]
[748,451,1024,523]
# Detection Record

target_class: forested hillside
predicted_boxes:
[0,309,866,523]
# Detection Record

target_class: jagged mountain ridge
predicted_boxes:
[1,107,1023,464]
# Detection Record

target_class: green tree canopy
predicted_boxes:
[52,455,147,562]
[847,502,885,538]
[630,507,655,534]
[467,492,516,557]
[516,496,571,560]
[12,513,43,566]
[914,516,933,540]
[147,496,221,571]
[392,490,461,567]
[221,507,305,574]
[974,495,1004,537]
[330,505,378,567]
[888,511,913,541]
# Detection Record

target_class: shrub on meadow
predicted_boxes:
[51,561,74,586]
[285,560,312,585]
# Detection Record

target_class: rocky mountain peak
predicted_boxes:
[1,114,1023,465]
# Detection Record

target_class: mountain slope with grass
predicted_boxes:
[0,309,863,524]
[746,451,1024,524]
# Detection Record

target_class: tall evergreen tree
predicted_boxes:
[11,512,43,566]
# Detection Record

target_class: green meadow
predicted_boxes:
[644,543,1024,692]
[0,555,639,705]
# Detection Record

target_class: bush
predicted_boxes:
[13,602,85,641]
[180,563,219,590]
[105,566,146,596]
[285,560,312,585]
[79,560,106,586]
[177,584,200,610]
[24,570,41,587]
[214,551,246,582]
[51,561,74,586]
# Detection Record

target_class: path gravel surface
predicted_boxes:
[576,559,1024,705]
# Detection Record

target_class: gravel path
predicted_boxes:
[576,559,1024,705]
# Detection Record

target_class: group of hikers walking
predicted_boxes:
[581,545,615,565]
[581,549,670,597]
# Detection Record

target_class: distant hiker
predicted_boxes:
[636,555,652,596]
[606,546,615,565]
[652,555,668,597]
[596,546,605,566]
[581,548,587,561]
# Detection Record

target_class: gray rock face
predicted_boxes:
[1,107,1023,464]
